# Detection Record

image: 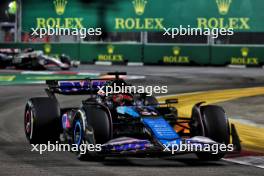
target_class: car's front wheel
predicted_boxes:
[191,105,230,160]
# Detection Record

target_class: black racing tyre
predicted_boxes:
[85,105,112,144]
[60,67,70,71]
[144,96,159,106]
[0,54,11,68]
[73,104,112,160]
[60,55,71,70]
[24,97,61,144]
[195,105,230,161]
[0,65,6,69]
[60,55,71,65]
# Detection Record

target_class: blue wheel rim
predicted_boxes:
[74,120,82,146]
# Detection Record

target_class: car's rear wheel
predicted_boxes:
[24,97,61,144]
[191,105,230,160]
[60,55,71,65]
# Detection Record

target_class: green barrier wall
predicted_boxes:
[211,46,264,66]
[1,43,264,66]
[144,45,210,65]
[79,44,142,63]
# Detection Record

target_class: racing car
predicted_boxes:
[0,48,20,68]
[24,72,240,161]
[0,48,79,70]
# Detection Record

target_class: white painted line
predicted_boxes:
[95,61,112,66]
[28,81,45,84]
[21,71,55,75]
[23,71,101,76]
[126,75,146,80]
[224,156,264,169]
[227,65,246,69]
[127,62,144,66]
[77,72,100,76]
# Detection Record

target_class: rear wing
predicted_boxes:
[46,79,110,95]
[46,71,127,95]
[0,48,21,55]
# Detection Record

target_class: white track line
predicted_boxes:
[21,71,55,75]
[127,62,144,66]
[227,65,247,69]
[95,61,112,66]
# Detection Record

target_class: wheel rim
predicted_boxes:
[74,121,82,146]
[25,109,34,139]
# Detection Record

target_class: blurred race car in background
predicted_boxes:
[24,72,241,161]
[0,48,79,70]
[0,48,19,68]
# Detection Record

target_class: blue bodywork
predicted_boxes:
[116,106,140,118]
[108,106,183,152]
[57,80,109,93]
[142,117,182,146]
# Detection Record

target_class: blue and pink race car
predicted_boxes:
[24,72,240,161]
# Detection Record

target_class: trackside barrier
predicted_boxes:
[0,43,264,66]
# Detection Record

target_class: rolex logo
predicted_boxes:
[173,47,180,56]
[216,0,232,15]
[241,47,249,57]
[132,0,147,16]
[107,45,114,54]
[54,0,67,15]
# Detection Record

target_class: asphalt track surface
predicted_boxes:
[0,65,264,176]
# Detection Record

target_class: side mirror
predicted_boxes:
[165,99,178,104]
